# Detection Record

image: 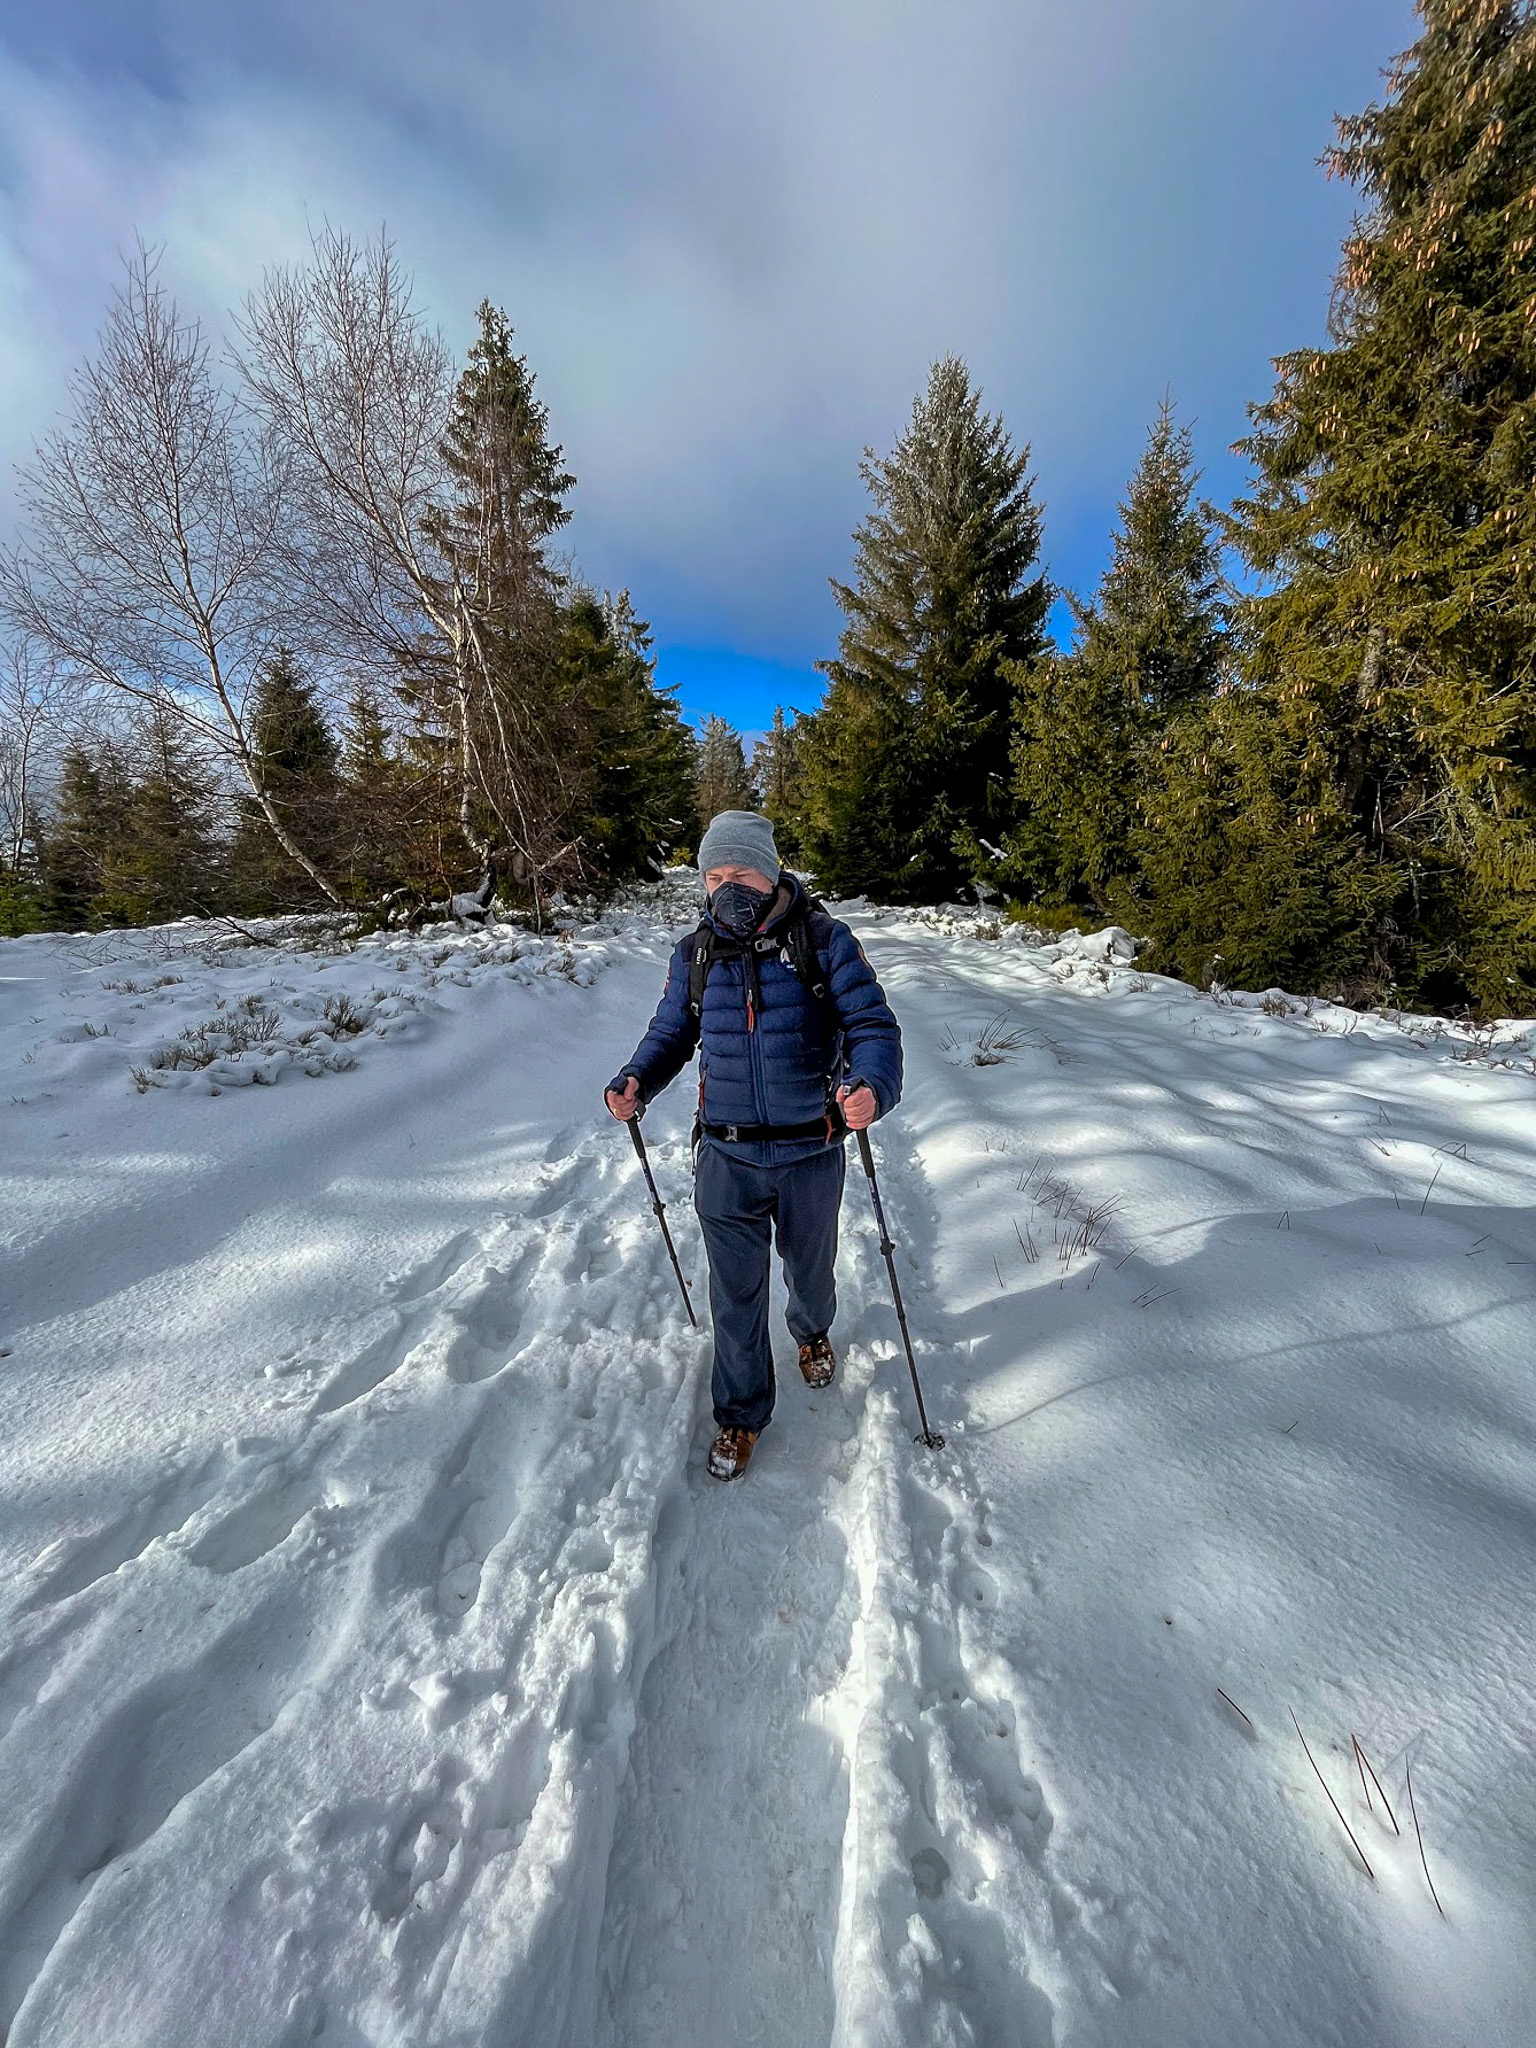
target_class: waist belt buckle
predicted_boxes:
[723,1123,740,1142]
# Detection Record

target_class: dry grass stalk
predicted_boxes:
[1290,1710,1374,1879]
[1353,1734,1372,1812]
[1419,1164,1442,1215]
[1406,1762,1444,1915]
[1216,1688,1254,1731]
[1131,1285,1178,1309]
[1351,1736,1399,1835]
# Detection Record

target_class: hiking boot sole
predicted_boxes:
[798,1343,836,1389]
[708,1429,759,1480]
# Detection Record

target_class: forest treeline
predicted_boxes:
[3,1,1534,1012]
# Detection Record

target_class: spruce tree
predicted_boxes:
[561,590,697,881]
[801,356,1050,900]
[1228,0,1536,1009]
[229,649,340,910]
[435,301,575,594]
[109,710,226,924]
[37,745,135,930]
[1011,399,1226,910]
[422,301,580,902]
[751,706,806,861]
[694,715,757,832]
[0,857,44,936]
[336,678,409,903]
[1132,686,1405,994]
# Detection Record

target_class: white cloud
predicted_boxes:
[0,0,1418,658]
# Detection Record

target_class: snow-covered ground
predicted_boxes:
[2,883,1533,2047]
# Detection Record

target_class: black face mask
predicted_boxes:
[709,880,776,936]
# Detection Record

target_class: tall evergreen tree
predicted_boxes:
[561,590,697,881]
[1011,399,1226,909]
[694,715,756,831]
[0,852,44,936]
[751,706,806,860]
[421,300,582,903]
[229,648,340,910]
[800,356,1050,900]
[1228,0,1536,1009]
[107,710,226,924]
[335,677,412,904]
[37,744,135,930]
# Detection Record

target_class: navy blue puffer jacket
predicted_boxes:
[620,876,903,1165]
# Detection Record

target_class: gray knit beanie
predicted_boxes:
[698,810,781,884]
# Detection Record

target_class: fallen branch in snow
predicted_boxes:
[200,914,290,951]
[1351,1735,1399,1835]
[1291,1709,1374,1879]
[1407,1761,1444,1915]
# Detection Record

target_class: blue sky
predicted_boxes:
[0,0,1419,737]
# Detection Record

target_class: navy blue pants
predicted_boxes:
[694,1140,847,1431]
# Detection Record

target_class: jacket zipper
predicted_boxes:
[745,955,768,1125]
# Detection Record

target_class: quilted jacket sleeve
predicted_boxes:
[823,919,903,1118]
[621,936,701,1102]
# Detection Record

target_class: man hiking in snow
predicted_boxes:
[605,811,903,1482]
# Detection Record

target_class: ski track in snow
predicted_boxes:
[2,890,1533,2046]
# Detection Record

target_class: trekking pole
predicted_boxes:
[853,1127,944,1450]
[627,1109,698,1328]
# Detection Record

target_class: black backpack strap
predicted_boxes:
[687,920,713,1017]
[782,902,830,1006]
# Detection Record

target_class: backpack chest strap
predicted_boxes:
[688,908,832,1019]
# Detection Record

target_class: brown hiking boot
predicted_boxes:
[798,1335,836,1389]
[708,1425,760,1481]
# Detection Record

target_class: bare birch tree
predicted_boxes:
[0,642,63,872]
[237,234,584,909]
[234,233,489,863]
[0,245,345,905]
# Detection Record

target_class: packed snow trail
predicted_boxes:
[2,889,1533,2046]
